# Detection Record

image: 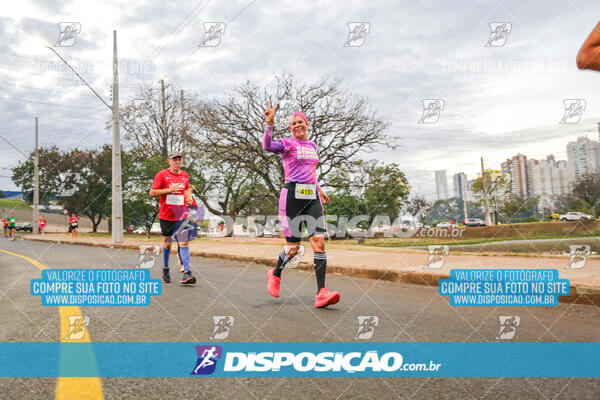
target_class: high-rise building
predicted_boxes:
[501,154,529,197]
[528,155,569,196]
[566,136,600,185]
[435,170,448,200]
[453,172,468,200]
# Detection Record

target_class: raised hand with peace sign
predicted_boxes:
[265,101,277,126]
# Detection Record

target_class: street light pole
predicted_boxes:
[33,117,39,234]
[111,30,123,243]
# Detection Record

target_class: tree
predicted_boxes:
[404,194,432,225]
[13,145,115,232]
[0,190,5,198]
[12,146,66,204]
[326,160,410,222]
[57,146,113,232]
[119,83,197,157]
[190,73,394,200]
[194,156,276,218]
[572,173,600,217]
[497,195,540,223]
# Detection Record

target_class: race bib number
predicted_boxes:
[295,184,317,200]
[166,194,184,205]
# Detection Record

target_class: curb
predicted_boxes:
[22,236,600,306]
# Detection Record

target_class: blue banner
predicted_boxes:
[30,269,161,306]
[0,342,598,377]
[439,269,570,306]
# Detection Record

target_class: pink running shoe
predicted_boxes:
[315,288,340,308]
[267,268,281,298]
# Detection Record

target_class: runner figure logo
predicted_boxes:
[418,99,445,124]
[64,316,89,340]
[485,22,511,47]
[57,173,81,197]
[496,316,520,340]
[191,345,222,375]
[344,22,370,47]
[210,316,234,340]
[424,245,449,269]
[354,316,379,340]
[199,22,226,47]
[283,245,304,269]
[559,99,586,124]
[565,244,590,269]
[55,22,81,47]
[136,245,160,269]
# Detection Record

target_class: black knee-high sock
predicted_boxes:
[273,251,289,277]
[314,252,327,291]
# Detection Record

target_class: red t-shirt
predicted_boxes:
[39,218,46,227]
[151,168,190,221]
[2,218,7,227]
[69,216,78,226]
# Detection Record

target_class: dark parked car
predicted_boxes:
[15,222,33,232]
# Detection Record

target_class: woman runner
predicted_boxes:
[262,101,340,308]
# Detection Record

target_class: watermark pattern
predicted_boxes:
[210,316,235,340]
[565,244,590,269]
[136,245,160,269]
[559,99,586,124]
[191,345,222,375]
[417,99,444,124]
[354,315,379,339]
[283,244,304,268]
[57,173,81,197]
[423,245,449,269]
[485,22,511,47]
[496,316,520,340]
[55,22,81,47]
[64,315,89,340]
[344,22,370,47]
[199,22,226,47]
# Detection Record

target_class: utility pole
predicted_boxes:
[111,30,123,243]
[462,177,468,223]
[161,79,167,156]
[33,117,39,234]
[180,89,185,134]
[45,34,122,242]
[481,157,492,226]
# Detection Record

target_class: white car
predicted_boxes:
[559,212,594,222]
[436,221,454,229]
[465,218,486,227]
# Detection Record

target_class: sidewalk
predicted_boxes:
[22,234,600,304]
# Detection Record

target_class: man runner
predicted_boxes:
[7,212,16,239]
[150,152,197,285]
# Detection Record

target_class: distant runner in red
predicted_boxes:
[68,213,78,240]
[2,216,8,238]
[150,152,197,285]
[577,21,600,71]
[39,217,46,234]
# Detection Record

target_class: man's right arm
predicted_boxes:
[149,187,174,197]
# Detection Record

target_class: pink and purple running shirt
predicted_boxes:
[262,125,320,186]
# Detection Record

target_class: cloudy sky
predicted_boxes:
[0,0,599,199]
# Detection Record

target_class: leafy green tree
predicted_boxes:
[12,146,64,204]
[572,173,600,217]
[497,195,540,223]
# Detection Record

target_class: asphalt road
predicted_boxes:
[1,239,599,399]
